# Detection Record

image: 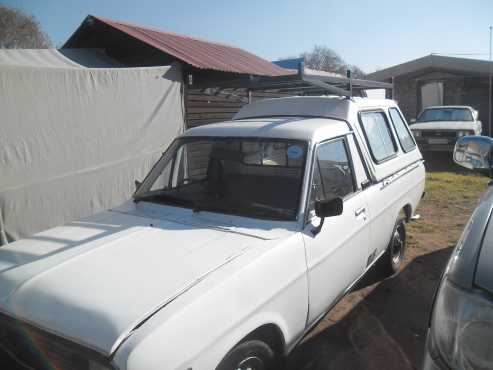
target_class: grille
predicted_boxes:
[421,130,457,138]
[0,314,102,370]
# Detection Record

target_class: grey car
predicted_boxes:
[423,136,493,370]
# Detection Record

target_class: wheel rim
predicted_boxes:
[236,356,265,370]
[391,224,405,265]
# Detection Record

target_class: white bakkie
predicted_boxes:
[0,97,425,370]
[410,105,482,152]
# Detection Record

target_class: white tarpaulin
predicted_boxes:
[0,51,184,243]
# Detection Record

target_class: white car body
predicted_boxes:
[0,97,425,370]
[410,105,482,152]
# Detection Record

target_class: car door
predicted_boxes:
[302,135,371,324]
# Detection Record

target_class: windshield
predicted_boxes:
[417,108,473,122]
[134,137,308,221]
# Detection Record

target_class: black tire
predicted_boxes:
[216,339,277,370]
[382,218,406,276]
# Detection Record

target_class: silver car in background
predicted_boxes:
[423,136,493,370]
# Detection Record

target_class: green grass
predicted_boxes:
[425,172,488,203]
[406,171,489,250]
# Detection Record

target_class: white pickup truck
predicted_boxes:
[410,105,482,152]
[0,97,425,370]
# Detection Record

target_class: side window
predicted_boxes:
[151,159,173,191]
[308,138,355,212]
[359,111,397,162]
[388,108,416,152]
[347,134,370,189]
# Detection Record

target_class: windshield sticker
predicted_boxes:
[287,145,303,159]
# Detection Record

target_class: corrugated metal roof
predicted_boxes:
[90,16,291,76]
[272,58,304,70]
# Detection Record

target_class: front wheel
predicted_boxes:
[382,218,406,276]
[216,340,277,370]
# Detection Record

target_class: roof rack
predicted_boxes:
[192,62,393,102]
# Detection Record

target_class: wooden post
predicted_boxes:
[391,76,395,100]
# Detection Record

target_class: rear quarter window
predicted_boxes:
[359,111,397,163]
[388,108,416,153]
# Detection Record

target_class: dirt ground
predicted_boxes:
[287,155,489,370]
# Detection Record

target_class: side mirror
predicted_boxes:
[315,197,343,218]
[312,197,343,235]
[453,136,493,176]
[134,180,142,190]
[410,118,416,124]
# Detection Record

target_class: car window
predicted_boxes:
[308,138,355,213]
[359,111,397,162]
[136,137,307,221]
[388,108,416,153]
[417,107,474,122]
[347,134,370,189]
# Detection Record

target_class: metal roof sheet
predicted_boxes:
[89,16,291,76]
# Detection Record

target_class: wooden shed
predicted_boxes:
[64,15,392,129]
[63,15,293,128]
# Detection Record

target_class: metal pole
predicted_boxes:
[489,25,492,137]
[346,69,352,97]
[0,209,7,246]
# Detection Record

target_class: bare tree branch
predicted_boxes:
[298,45,366,78]
[0,5,52,49]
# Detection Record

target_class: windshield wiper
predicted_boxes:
[135,193,293,220]
[134,192,195,208]
[206,200,293,220]
[249,203,292,215]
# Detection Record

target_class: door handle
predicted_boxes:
[355,207,366,218]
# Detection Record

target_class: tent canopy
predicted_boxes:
[0,48,122,68]
[0,49,184,243]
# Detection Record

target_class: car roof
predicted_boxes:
[234,96,398,122]
[184,96,399,142]
[183,116,351,142]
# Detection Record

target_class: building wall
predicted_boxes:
[185,89,288,128]
[393,70,491,135]
[394,77,419,121]
[186,90,245,128]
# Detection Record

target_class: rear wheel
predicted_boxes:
[383,218,406,276]
[216,340,277,370]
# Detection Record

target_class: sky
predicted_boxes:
[3,0,493,73]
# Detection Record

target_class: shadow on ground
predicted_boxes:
[287,247,453,370]
[421,151,462,172]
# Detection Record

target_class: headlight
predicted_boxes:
[413,130,421,137]
[457,131,474,137]
[430,278,493,369]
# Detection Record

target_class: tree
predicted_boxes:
[0,5,52,49]
[299,45,366,78]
